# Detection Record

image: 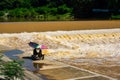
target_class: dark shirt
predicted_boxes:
[33,48,38,55]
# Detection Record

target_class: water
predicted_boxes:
[0,21,120,33]
[4,49,36,71]
[4,49,24,60]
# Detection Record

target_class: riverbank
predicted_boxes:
[0,20,120,33]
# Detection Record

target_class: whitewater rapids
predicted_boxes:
[0,28,120,59]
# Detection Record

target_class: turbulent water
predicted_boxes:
[0,29,120,59]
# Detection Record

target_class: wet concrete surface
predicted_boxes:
[39,67,93,80]
[3,49,117,80]
[59,58,120,80]
[32,59,116,80]
[77,76,110,80]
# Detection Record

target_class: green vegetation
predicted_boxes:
[0,0,120,21]
[0,54,3,63]
[112,15,120,19]
[0,11,4,16]
[0,54,24,80]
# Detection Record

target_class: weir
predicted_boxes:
[0,29,120,79]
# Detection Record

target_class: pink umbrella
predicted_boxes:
[41,45,48,49]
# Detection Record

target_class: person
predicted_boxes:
[31,48,38,60]
[31,48,44,60]
[33,48,38,56]
[38,48,44,60]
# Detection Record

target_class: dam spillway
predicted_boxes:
[0,29,119,59]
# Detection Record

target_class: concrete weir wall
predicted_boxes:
[0,28,120,59]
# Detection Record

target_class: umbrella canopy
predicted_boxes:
[28,42,39,48]
[28,42,48,49]
[41,45,48,49]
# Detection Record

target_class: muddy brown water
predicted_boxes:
[0,21,120,33]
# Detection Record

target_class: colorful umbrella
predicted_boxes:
[28,42,48,49]
[28,42,49,55]
[28,42,39,48]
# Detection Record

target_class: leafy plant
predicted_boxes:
[0,11,4,17]
[0,54,3,64]
[0,60,24,80]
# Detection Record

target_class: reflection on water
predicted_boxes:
[33,63,44,69]
[33,63,52,69]
[22,58,36,71]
